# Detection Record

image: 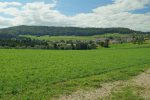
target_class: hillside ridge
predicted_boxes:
[0,25,149,36]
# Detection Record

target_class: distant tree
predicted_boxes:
[103,39,110,48]
[64,44,72,50]
[132,33,145,45]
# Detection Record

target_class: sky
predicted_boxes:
[0,0,150,32]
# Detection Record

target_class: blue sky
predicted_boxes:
[1,0,149,15]
[55,0,150,15]
[132,6,150,14]
[0,0,150,31]
[55,0,113,15]
[0,0,113,15]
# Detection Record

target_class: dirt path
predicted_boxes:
[53,69,150,100]
[131,69,150,99]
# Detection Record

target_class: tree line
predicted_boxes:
[0,34,110,50]
[0,33,149,50]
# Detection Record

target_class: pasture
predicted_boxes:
[21,35,95,40]
[0,44,150,99]
[20,33,128,41]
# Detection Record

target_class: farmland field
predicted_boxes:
[0,44,150,100]
[21,35,96,40]
[20,33,128,41]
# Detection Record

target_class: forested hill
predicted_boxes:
[0,25,149,36]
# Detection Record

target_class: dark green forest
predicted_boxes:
[0,25,149,36]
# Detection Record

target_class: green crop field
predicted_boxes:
[20,33,128,41]
[21,35,96,40]
[0,44,150,100]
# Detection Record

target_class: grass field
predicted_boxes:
[21,33,128,41]
[21,35,96,40]
[0,44,150,100]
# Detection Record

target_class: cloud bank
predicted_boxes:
[0,0,150,31]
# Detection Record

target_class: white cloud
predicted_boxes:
[0,0,150,32]
[0,2,22,7]
[0,17,12,27]
[93,0,150,14]
[11,1,72,26]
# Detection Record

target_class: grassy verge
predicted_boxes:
[107,86,145,100]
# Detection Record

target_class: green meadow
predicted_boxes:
[0,44,150,100]
[21,33,128,41]
[21,35,95,40]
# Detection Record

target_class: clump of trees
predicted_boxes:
[131,33,145,45]
[97,39,110,48]
[0,38,48,49]
[47,40,97,50]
